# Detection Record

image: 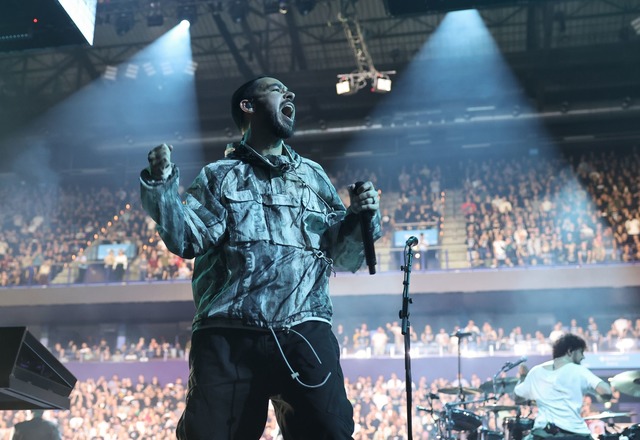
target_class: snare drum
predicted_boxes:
[449,409,483,431]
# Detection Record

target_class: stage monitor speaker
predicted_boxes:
[0,327,77,410]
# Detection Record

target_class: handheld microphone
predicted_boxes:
[355,181,376,275]
[406,236,419,247]
[502,356,528,372]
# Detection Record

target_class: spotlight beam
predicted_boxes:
[208,5,255,78]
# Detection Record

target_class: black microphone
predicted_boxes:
[502,356,528,372]
[355,181,376,275]
[406,236,419,247]
[450,330,474,338]
[427,392,440,400]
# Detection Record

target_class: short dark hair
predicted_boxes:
[552,333,587,359]
[230,76,268,131]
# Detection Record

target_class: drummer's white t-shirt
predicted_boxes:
[514,360,602,435]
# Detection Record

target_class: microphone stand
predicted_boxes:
[400,241,415,440]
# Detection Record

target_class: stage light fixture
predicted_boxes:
[263,0,296,14]
[372,75,392,93]
[161,61,174,75]
[384,0,534,16]
[143,62,157,76]
[295,0,316,15]
[147,1,164,26]
[103,65,118,81]
[147,14,164,26]
[229,0,248,23]
[124,63,139,79]
[177,3,197,25]
[184,61,198,75]
[336,77,353,95]
[115,11,134,35]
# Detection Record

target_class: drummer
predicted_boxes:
[514,334,612,440]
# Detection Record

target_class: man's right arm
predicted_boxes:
[140,145,228,259]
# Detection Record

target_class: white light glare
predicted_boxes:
[161,61,174,75]
[180,19,191,29]
[124,63,139,79]
[184,61,198,75]
[374,76,392,93]
[103,65,118,81]
[336,78,351,95]
[143,62,156,76]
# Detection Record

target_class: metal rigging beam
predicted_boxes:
[209,4,255,80]
[284,10,308,71]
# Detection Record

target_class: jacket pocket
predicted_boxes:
[225,190,270,243]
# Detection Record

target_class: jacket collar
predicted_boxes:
[224,141,302,172]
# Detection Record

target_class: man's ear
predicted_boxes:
[240,99,254,113]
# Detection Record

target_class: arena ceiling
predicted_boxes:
[0,0,639,172]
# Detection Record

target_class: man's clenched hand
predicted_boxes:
[147,143,173,181]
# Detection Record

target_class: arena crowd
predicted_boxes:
[1,150,639,286]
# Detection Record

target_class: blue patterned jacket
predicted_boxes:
[140,143,381,331]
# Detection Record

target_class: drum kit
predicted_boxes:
[418,369,640,440]
[417,352,534,440]
[418,379,534,440]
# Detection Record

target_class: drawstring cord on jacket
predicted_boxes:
[269,326,332,389]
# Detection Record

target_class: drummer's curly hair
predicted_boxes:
[552,333,587,359]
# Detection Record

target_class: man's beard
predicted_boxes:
[270,112,295,139]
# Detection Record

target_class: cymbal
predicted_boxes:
[609,370,640,397]
[479,377,519,394]
[481,405,520,412]
[584,411,634,420]
[438,387,481,396]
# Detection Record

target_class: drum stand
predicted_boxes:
[442,403,456,440]
[456,335,465,404]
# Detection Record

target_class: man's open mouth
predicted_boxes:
[281,102,295,120]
